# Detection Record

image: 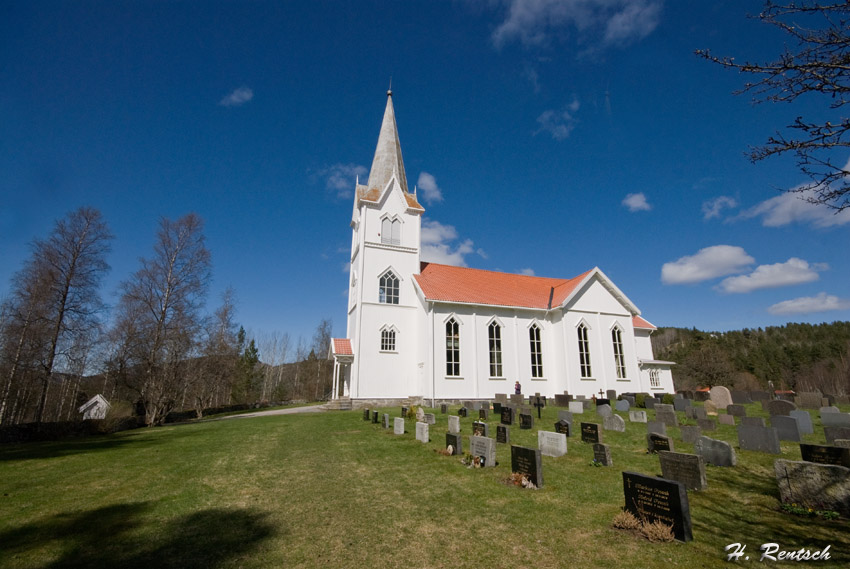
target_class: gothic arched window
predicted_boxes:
[577,323,592,379]
[488,321,503,377]
[446,318,460,376]
[529,323,543,378]
[379,271,399,304]
[612,326,626,379]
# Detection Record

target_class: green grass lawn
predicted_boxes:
[1,402,848,569]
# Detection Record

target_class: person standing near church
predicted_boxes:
[514,381,521,395]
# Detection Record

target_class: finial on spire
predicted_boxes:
[387,75,393,96]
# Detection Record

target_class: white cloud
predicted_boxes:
[536,98,580,140]
[420,219,482,267]
[768,292,850,315]
[491,0,662,49]
[739,187,850,228]
[716,258,826,294]
[321,163,368,199]
[702,196,738,220]
[661,245,754,285]
[219,86,254,107]
[520,268,536,276]
[622,192,651,212]
[417,172,444,204]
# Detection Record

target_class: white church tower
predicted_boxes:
[340,90,425,400]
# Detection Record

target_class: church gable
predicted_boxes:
[560,269,638,316]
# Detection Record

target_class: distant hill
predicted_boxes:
[651,321,850,395]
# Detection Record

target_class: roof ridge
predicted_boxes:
[421,261,587,284]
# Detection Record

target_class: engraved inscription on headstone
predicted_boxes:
[580,422,601,444]
[647,433,674,454]
[472,420,489,437]
[496,424,510,444]
[659,451,707,491]
[469,435,496,468]
[394,417,404,435]
[415,421,429,443]
[800,443,850,468]
[446,433,462,455]
[622,471,692,542]
[593,443,612,466]
[511,445,543,487]
[500,406,514,426]
[519,413,534,430]
[538,431,567,457]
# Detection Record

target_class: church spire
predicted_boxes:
[366,90,409,194]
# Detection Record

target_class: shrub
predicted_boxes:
[612,510,642,530]
[635,393,646,408]
[642,520,675,542]
[662,393,675,405]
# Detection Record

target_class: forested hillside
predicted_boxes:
[652,322,850,396]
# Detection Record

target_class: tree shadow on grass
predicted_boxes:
[1,502,276,569]
[0,429,200,462]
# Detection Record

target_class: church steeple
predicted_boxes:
[366,90,409,194]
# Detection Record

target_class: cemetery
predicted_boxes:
[1,395,849,568]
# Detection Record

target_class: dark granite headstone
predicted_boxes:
[647,421,667,435]
[741,416,766,427]
[697,418,716,431]
[472,420,489,437]
[797,391,824,409]
[500,406,514,425]
[363,409,371,421]
[493,402,502,414]
[554,419,571,436]
[597,398,611,407]
[655,407,678,427]
[479,408,490,421]
[680,425,702,444]
[440,403,448,414]
[496,424,510,444]
[400,406,409,418]
[694,391,709,402]
[372,410,379,424]
[557,410,573,425]
[659,451,707,491]
[800,443,850,468]
[593,443,613,466]
[622,471,692,542]
[727,404,747,417]
[731,390,753,404]
[446,433,463,455]
[737,425,781,454]
[766,400,796,416]
[825,426,850,445]
[749,390,770,402]
[458,407,468,418]
[771,415,801,442]
[647,433,674,453]
[694,435,737,466]
[581,422,602,444]
[519,413,534,430]
[511,445,543,487]
[718,414,735,426]
[554,394,570,407]
[673,398,691,412]
[693,407,707,421]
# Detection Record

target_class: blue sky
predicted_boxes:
[2,1,849,355]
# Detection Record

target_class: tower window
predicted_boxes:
[379,271,399,304]
[577,323,592,378]
[380,328,396,352]
[612,326,626,379]
[488,321,503,377]
[529,323,543,378]
[381,218,401,246]
[446,318,460,376]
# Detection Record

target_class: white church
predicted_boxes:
[329,92,675,404]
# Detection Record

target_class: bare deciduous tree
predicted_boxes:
[697,2,850,210]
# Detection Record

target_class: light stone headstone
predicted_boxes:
[647,421,667,435]
[656,407,678,427]
[569,401,584,414]
[659,451,707,491]
[448,415,460,434]
[718,414,735,426]
[797,392,825,409]
[680,425,702,444]
[415,421,429,443]
[789,410,814,435]
[629,410,647,423]
[820,406,840,416]
[821,412,850,428]
[709,386,733,410]
[394,417,404,435]
[694,435,737,467]
[835,439,850,449]
[383,413,390,429]
[538,430,568,457]
[469,435,497,467]
[775,460,850,516]
[424,413,436,425]
[596,404,612,418]
[603,413,626,432]
[416,407,425,422]
[704,400,717,416]
[615,400,630,412]
[693,407,707,421]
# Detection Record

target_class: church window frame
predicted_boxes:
[378,270,399,304]
[380,326,397,353]
[487,319,503,378]
[380,215,402,246]
[529,322,544,378]
[611,325,627,379]
[577,322,593,379]
[445,317,461,377]
[649,368,661,388]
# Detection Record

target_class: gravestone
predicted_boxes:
[775,460,850,516]
[596,398,611,407]
[470,435,497,468]
[622,395,636,406]
[394,417,404,435]
[704,400,717,416]
[372,411,379,424]
[727,404,747,417]
[472,421,489,438]
[718,414,735,426]
[511,445,543,487]
[765,399,796,416]
[554,394,570,407]
[771,415,801,442]
[424,413,436,425]
[519,413,534,430]
[737,425,781,454]
[557,410,573,425]
[835,439,850,449]
[500,406,514,425]
[596,404,612,418]
[797,391,824,409]
[493,402,503,414]
[581,422,602,444]
[538,431,568,457]
[458,407,468,418]
[647,421,667,436]
[510,394,524,405]
[569,401,584,414]
[749,390,770,402]
[440,403,448,414]
[495,393,508,404]
[800,443,850,468]
[731,390,753,404]
[694,391,709,402]
[479,408,490,421]
[401,406,409,418]
[416,407,425,422]
[593,443,613,466]
[496,424,510,444]
[647,433,674,453]
[709,386,733,410]
[554,420,571,436]
[825,426,850,445]
[741,416,766,427]
[629,410,648,423]
[603,414,626,432]
[383,413,390,429]
[684,407,697,420]
[448,415,460,434]
[644,398,657,410]
[363,409,371,421]
[820,406,840,416]
[659,451,707,491]
[789,410,814,435]
[462,400,473,410]
[694,435,737,466]
[622,471,692,542]
[655,404,678,427]
[615,400,630,412]
[697,418,716,431]
[821,412,850,428]
[693,407,707,421]
[415,421,429,443]
[607,389,617,400]
[673,398,691,412]
[582,400,593,410]
[446,433,462,455]
[680,425,702,444]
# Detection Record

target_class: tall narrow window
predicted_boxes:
[446,318,460,376]
[379,271,399,304]
[650,369,661,388]
[612,326,626,379]
[381,218,401,245]
[529,323,543,378]
[391,219,400,245]
[488,321,503,377]
[577,323,592,378]
[380,328,396,352]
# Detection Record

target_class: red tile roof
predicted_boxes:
[331,338,353,356]
[632,315,656,330]
[413,263,593,310]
